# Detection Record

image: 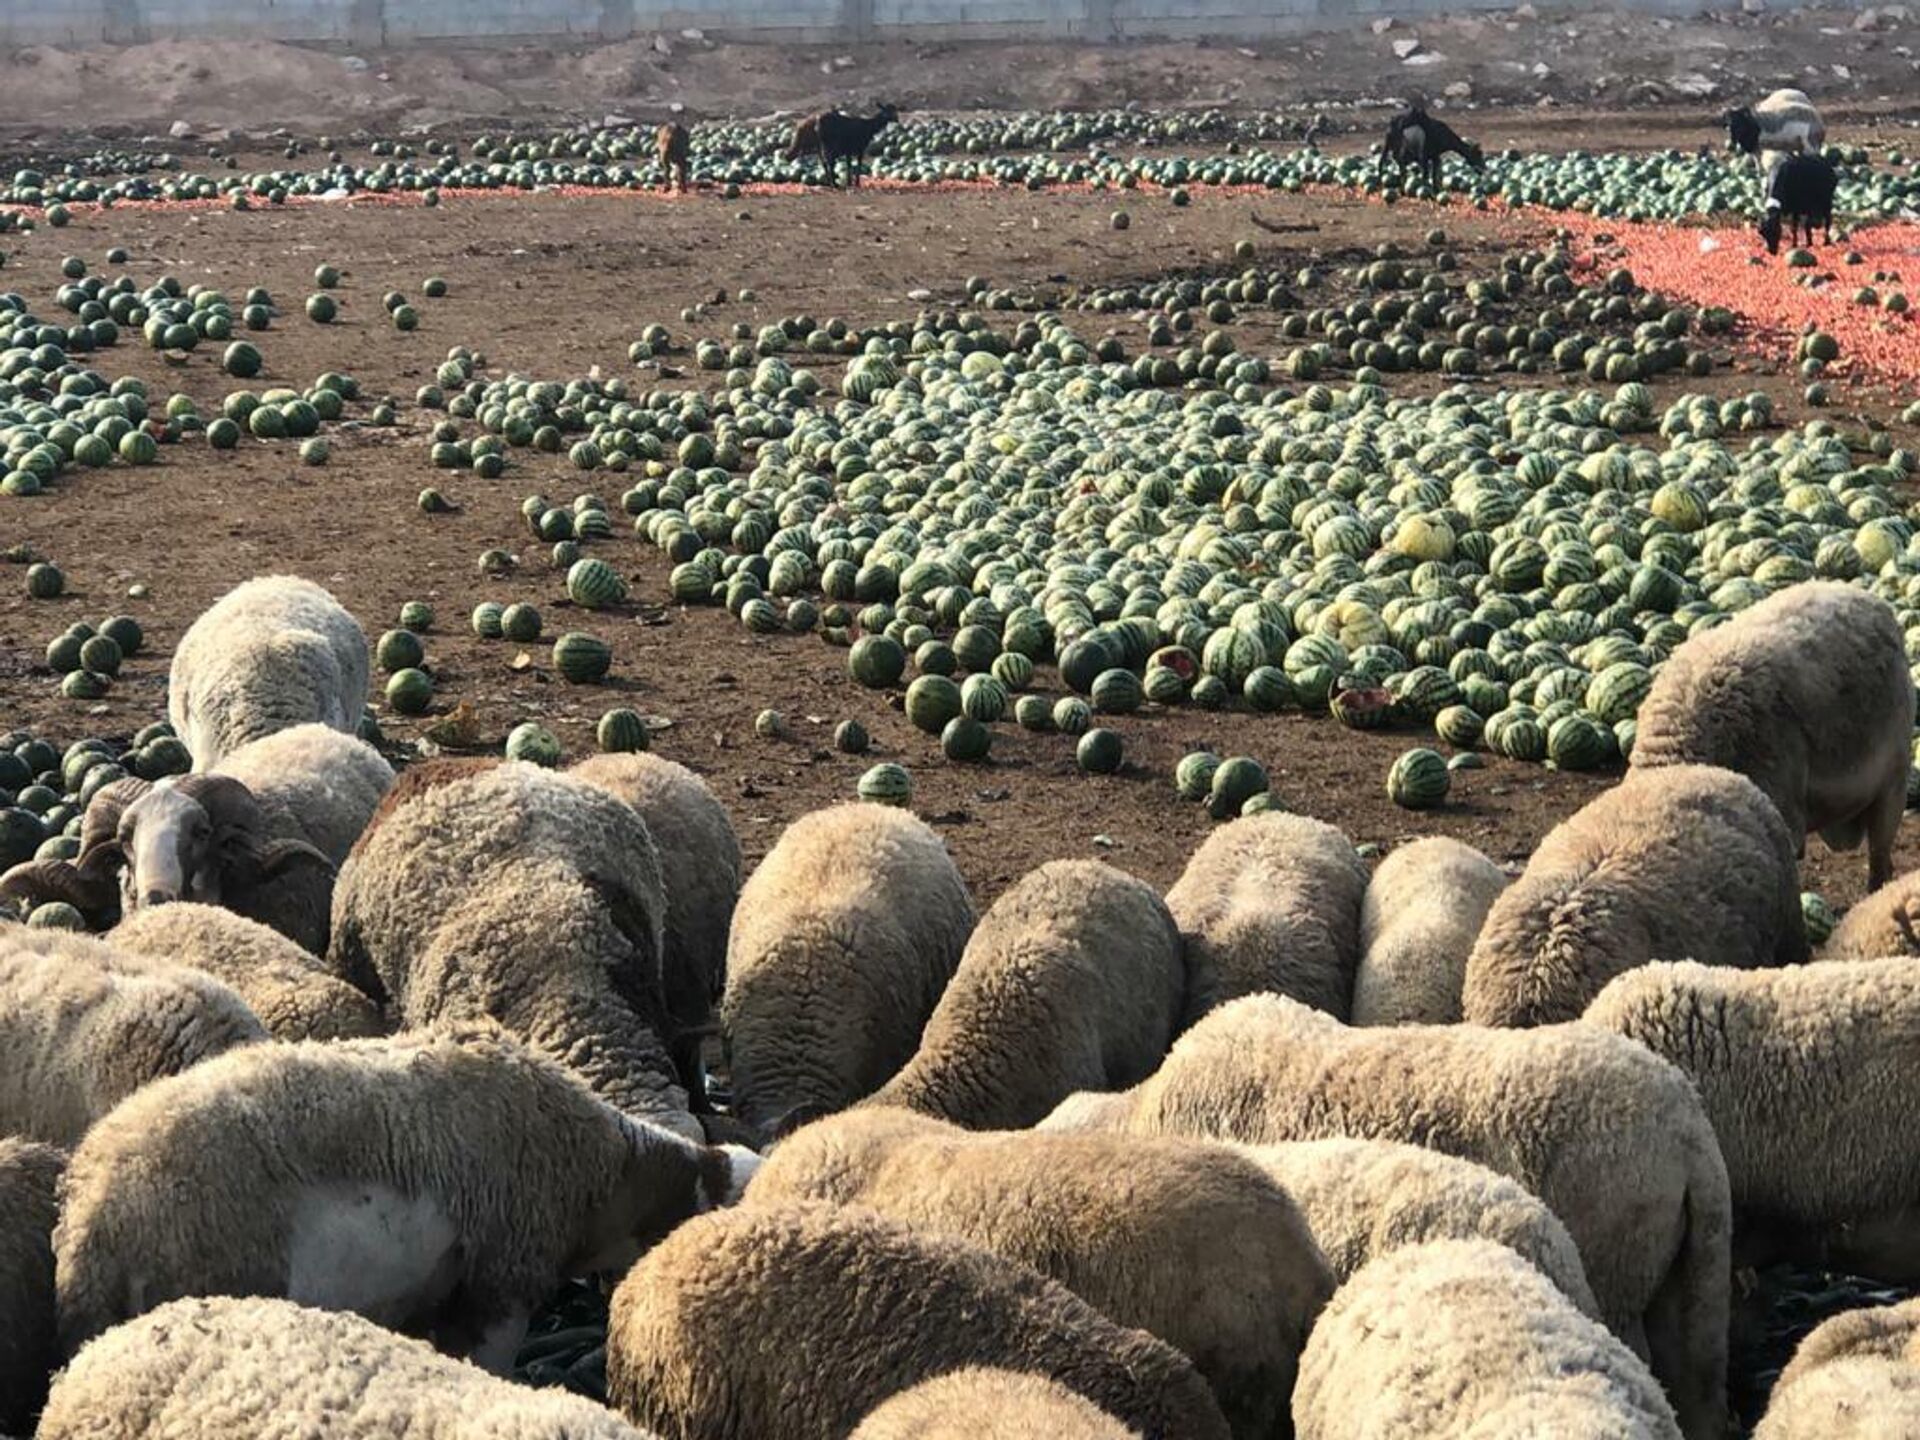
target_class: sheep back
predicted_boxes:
[167,575,369,769]
[0,929,266,1146]
[37,1295,660,1440]
[1824,869,1920,959]
[1353,836,1507,1025]
[722,804,973,1131]
[1463,763,1806,1027]
[109,903,383,1041]
[1756,1298,1920,1438]
[0,1137,63,1435]
[605,1201,1231,1440]
[851,1369,1142,1440]
[866,859,1182,1129]
[1165,812,1368,1024]
[1293,1239,1682,1440]
[213,722,394,864]
[748,1108,1331,1439]
[1629,582,1910,877]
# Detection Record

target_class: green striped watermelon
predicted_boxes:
[553,632,612,683]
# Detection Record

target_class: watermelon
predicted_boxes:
[1076,728,1124,774]
[77,635,121,677]
[1546,714,1608,771]
[567,557,629,609]
[1190,675,1229,710]
[833,719,870,754]
[1052,697,1093,735]
[1090,668,1143,714]
[398,602,434,633]
[755,709,787,740]
[915,641,958,677]
[952,624,1001,672]
[552,632,612,683]
[597,708,651,753]
[1434,705,1485,749]
[376,629,425,673]
[1387,749,1450,809]
[1330,686,1392,730]
[1800,891,1835,946]
[27,901,85,930]
[1495,716,1548,763]
[1144,665,1188,704]
[385,668,433,715]
[849,634,907,688]
[1015,695,1054,731]
[472,602,505,638]
[1208,756,1269,819]
[505,722,562,766]
[905,675,964,734]
[26,564,64,599]
[1059,633,1122,693]
[1586,662,1653,726]
[942,716,993,762]
[990,652,1035,692]
[858,762,913,806]
[501,603,543,642]
[62,671,109,700]
[1242,667,1295,713]
[1202,628,1266,689]
[961,674,1008,723]
[1175,751,1221,801]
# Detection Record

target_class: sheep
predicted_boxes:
[0,1138,62,1436]
[746,1106,1332,1439]
[1754,1297,1920,1438]
[865,859,1182,1129]
[606,1200,1232,1440]
[0,723,393,953]
[167,575,370,770]
[37,1295,662,1440]
[329,760,699,1141]
[570,754,740,1103]
[1293,1240,1682,1440]
[1584,958,1920,1282]
[790,103,899,187]
[1628,581,1910,890]
[1164,811,1367,1025]
[53,1022,758,1366]
[1825,867,1920,959]
[722,803,973,1135]
[851,1369,1142,1440]
[1758,153,1839,255]
[1463,763,1807,1028]
[0,929,266,1146]
[1377,105,1485,190]
[1069,993,1731,1440]
[1352,836,1507,1025]
[107,903,383,1041]
[1724,89,1827,180]
[655,121,690,192]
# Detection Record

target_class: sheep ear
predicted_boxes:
[254,838,335,879]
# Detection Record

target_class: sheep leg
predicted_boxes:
[1643,1185,1732,1440]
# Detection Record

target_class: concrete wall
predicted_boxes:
[0,0,1803,47]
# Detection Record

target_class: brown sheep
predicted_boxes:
[655,122,690,193]
[1823,868,1920,960]
[605,1201,1231,1440]
[865,859,1183,1129]
[1463,763,1806,1027]
[747,1107,1332,1439]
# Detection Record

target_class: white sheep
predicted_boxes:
[1353,837,1508,1025]
[1819,867,1920,960]
[852,1369,1142,1440]
[168,575,370,770]
[723,803,974,1135]
[1164,812,1369,1023]
[1463,763,1807,1027]
[570,754,741,1101]
[1293,1240,1682,1439]
[0,1137,62,1437]
[37,1295,664,1440]
[746,1106,1332,1439]
[328,760,698,1141]
[1065,993,1731,1440]
[1725,89,1828,183]
[1755,1297,1920,1438]
[1629,582,1910,890]
[865,859,1183,1129]
[1583,958,1920,1281]
[53,1022,757,1367]
[0,928,266,1146]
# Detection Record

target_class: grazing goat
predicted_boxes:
[790,103,899,188]
[656,122,690,193]
[1725,89,1827,181]
[1758,153,1837,256]
[1378,106,1483,190]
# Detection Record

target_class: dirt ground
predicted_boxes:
[0,145,1915,915]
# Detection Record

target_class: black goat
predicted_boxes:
[1757,152,1837,256]
[1378,106,1484,190]
[789,102,899,188]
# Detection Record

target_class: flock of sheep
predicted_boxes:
[4,568,1920,1439]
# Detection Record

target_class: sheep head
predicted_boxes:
[0,777,141,928]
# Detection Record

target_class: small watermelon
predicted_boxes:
[567,557,629,610]
[385,668,433,715]
[26,564,64,599]
[501,603,543,643]
[597,708,651,753]
[399,602,434,632]
[1387,749,1450,809]
[833,720,870,754]
[755,709,788,740]
[552,632,612,683]
[1242,667,1295,713]
[1191,675,1228,710]
[505,722,562,766]
[858,762,913,806]
[1052,697,1093,735]
[1076,728,1124,774]
[1175,750,1221,801]
[472,602,505,638]
[1330,686,1392,730]
[1208,756,1269,819]
[960,674,1008,723]
[1800,891,1835,946]
[1015,695,1054,732]
[849,634,907,688]
[1090,668,1143,715]
[905,675,964,735]
[942,716,992,762]
[376,629,425,673]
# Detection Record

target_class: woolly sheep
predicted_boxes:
[1463,763,1807,1027]
[38,1295,662,1440]
[54,1023,757,1365]
[1353,837,1507,1025]
[1584,958,1920,1280]
[606,1201,1231,1440]
[1165,812,1368,1023]
[328,761,698,1140]
[851,1369,1142,1440]
[1823,868,1920,959]
[168,575,370,770]
[1073,993,1730,1440]
[747,1107,1332,1439]
[1725,89,1828,183]
[1294,1240,1682,1440]
[722,804,973,1133]
[1629,582,1911,890]
[0,1138,62,1436]
[570,754,741,1099]
[0,929,266,1146]
[866,860,1183,1129]
[106,902,380,1041]
[1754,1297,1920,1438]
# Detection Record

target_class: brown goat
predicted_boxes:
[656,122,690,193]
